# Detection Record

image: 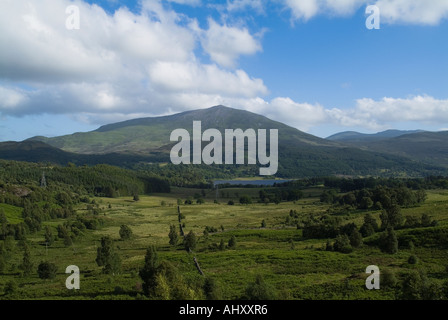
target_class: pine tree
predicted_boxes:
[168,224,179,246]
[184,231,197,251]
[139,246,159,297]
[96,236,121,274]
[44,226,54,246]
[228,235,237,249]
[20,243,33,276]
[379,227,398,254]
[349,228,363,248]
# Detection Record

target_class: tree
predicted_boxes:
[119,224,133,240]
[333,234,353,253]
[44,226,54,246]
[218,239,226,251]
[245,275,276,300]
[37,261,58,280]
[408,254,418,265]
[139,246,159,297]
[0,242,6,273]
[379,227,398,254]
[380,205,403,229]
[96,236,121,274]
[184,230,197,251]
[4,280,17,295]
[228,235,237,249]
[421,213,432,227]
[168,224,179,246]
[239,195,252,205]
[20,242,33,276]
[401,271,423,300]
[349,228,363,248]
[203,277,222,300]
[381,269,398,289]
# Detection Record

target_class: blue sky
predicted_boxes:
[0,0,447,141]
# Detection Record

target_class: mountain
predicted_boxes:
[327,129,425,143]
[30,106,335,155]
[352,131,448,168]
[3,105,446,178]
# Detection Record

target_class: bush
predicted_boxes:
[381,269,398,289]
[245,275,277,300]
[408,255,418,265]
[239,195,252,205]
[333,234,353,253]
[119,224,133,240]
[37,261,58,280]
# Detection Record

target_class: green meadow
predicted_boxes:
[1,187,448,300]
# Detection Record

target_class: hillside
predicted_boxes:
[327,130,448,168]
[3,105,445,178]
[326,129,425,143]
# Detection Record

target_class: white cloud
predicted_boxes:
[0,0,267,120]
[374,0,448,25]
[285,0,448,24]
[226,0,265,13]
[200,18,263,68]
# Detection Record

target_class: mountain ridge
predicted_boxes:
[2,105,446,178]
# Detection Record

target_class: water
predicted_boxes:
[213,179,292,187]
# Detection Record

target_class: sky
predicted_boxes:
[0,0,447,142]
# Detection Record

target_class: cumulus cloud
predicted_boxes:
[0,0,266,121]
[200,18,263,68]
[285,0,448,24]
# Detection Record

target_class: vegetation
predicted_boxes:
[0,161,448,300]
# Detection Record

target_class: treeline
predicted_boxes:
[321,186,427,210]
[0,160,170,197]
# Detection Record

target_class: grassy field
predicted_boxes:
[1,187,448,300]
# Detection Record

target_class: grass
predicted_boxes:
[1,188,448,300]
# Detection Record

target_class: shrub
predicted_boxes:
[37,261,58,280]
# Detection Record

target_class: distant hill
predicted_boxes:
[2,105,445,178]
[327,129,425,143]
[30,106,336,155]
[0,140,157,167]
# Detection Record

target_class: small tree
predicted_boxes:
[379,227,398,254]
[0,242,6,273]
[20,243,33,276]
[37,261,58,280]
[169,225,179,246]
[119,224,133,240]
[239,195,252,205]
[245,275,276,300]
[408,254,418,265]
[333,234,352,253]
[96,236,121,274]
[44,226,54,246]
[203,277,222,300]
[360,213,378,237]
[184,231,197,251]
[218,239,226,251]
[349,228,363,248]
[139,246,159,297]
[380,205,403,229]
[381,268,398,289]
[228,235,237,249]
[401,271,423,300]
